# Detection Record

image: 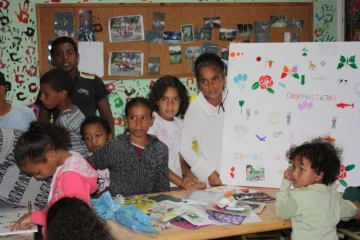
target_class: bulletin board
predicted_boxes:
[36,3,313,80]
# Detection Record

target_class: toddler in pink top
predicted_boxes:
[11,121,98,235]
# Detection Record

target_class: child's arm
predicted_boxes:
[180,154,196,180]
[180,112,216,182]
[86,139,115,169]
[275,168,298,220]
[152,147,170,193]
[339,198,358,221]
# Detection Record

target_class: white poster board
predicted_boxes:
[221,42,360,191]
[78,41,104,77]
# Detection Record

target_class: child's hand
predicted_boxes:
[11,213,32,231]
[181,177,196,189]
[188,182,207,190]
[208,171,223,186]
[284,167,293,181]
[352,201,360,221]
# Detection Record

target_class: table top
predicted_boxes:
[107,187,292,240]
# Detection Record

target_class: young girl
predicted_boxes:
[11,122,98,234]
[275,139,357,239]
[148,76,206,190]
[81,116,112,193]
[180,53,227,186]
[87,97,169,196]
[46,197,113,240]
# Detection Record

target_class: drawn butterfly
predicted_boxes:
[337,55,357,70]
[280,65,299,79]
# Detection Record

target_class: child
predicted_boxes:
[148,75,206,190]
[180,53,227,186]
[81,116,112,193]
[0,72,36,130]
[87,97,169,196]
[11,122,98,234]
[36,36,114,134]
[275,139,357,239]
[39,68,88,156]
[246,165,258,181]
[46,197,113,240]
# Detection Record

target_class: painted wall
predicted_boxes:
[0,0,337,134]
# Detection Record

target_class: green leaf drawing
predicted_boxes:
[340,55,346,63]
[239,100,245,114]
[349,63,358,69]
[337,63,345,69]
[292,73,300,79]
[339,179,348,187]
[267,88,275,94]
[301,75,305,85]
[252,82,260,90]
[302,53,307,57]
[349,55,356,63]
[345,164,356,171]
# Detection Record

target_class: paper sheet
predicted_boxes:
[78,41,104,77]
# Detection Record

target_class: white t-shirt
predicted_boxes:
[148,112,183,187]
[0,104,36,131]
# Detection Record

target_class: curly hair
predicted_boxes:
[194,53,225,83]
[46,197,113,240]
[40,68,74,97]
[125,97,152,116]
[14,121,71,167]
[80,116,111,138]
[148,75,189,118]
[286,138,341,185]
[51,36,78,58]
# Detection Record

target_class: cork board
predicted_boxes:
[36,3,313,80]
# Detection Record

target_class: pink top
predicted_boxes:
[31,152,98,227]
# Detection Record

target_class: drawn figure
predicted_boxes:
[331,116,337,129]
[256,135,266,141]
[246,165,258,181]
[286,112,292,125]
[289,131,296,145]
[246,108,250,120]
[267,59,275,68]
[309,60,316,70]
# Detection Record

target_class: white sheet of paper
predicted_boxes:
[78,41,104,77]
[0,200,37,236]
[242,210,263,224]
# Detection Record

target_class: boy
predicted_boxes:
[36,37,114,135]
[0,72,36,130]
[40,68,88,156]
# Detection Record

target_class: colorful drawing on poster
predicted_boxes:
[309,60,316,70]
[286,112,292,125]
[302,47,308,56]
[256,56,262,62]
[246,165,265,182]
[252,75,274,94]
[320,60,326,67]
[336,102,354,109]
[238,100,245,113]
[298,101,313,117]
[337,164,356,187]
[280,65,298,79]
[321,135,336,142]
[278,82,286,88]
[234,74,248,89]
[265,58,275,68]
[338,79,348,86]
[230,166,235,179]
[337,55,358,69]
[255,135,266,142]
[269,111,279,124]
[246,108,250,120]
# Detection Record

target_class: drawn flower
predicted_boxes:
[252,75,275,94]
[336,164,355,187]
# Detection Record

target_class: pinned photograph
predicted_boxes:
[201,42,219,54]
[109,51,143,76]
[145,30,163,44]
[194,27,212,40]
[254,21,270,43]
[79,10,92,30]
[169,46,182,64]
[47,40,53,66]
[236,24,252,37]
[287,18,304,31]
[270,15,286,27]
[284,32,299,42]
[181,24,194,43]
[148,57,160,75]
[164,31,181,44]
[76,28,95,42]
[54,12,74,37]
[204,17,221,29]
[152,12,165,31]
[245,165,265,182]
[221,48,229,72]
[109,15,144,42]
[219,28,236,41]
[185,46,202,59]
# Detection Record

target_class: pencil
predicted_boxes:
[28,201,31,214]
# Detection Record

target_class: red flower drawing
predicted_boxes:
[336,165,347,180]
[252,75,275,94]
[336,164,355,187]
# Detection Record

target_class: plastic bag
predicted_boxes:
[91,191,158,234]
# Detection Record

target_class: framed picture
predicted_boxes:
[109,15,144,42]
[181,24,194,43]
[109,51,143,76]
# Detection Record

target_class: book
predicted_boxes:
[233,192,276,203]
[206,201,252,217]
[239,201,266,214]
[147,200,188,222]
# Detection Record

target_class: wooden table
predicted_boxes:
[107,187,292,240]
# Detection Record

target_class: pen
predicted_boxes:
[28,201,31,214]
